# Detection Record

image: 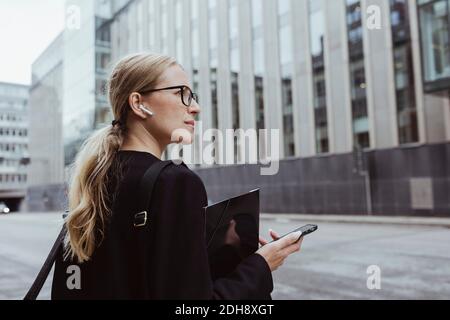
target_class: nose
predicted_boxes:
[188,100,201,116]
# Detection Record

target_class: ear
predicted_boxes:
[128,92,147,119]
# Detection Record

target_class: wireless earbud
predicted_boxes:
[139,104,154,117]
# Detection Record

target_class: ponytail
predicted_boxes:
[65,125,123,262]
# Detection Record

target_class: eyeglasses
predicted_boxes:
[140,85,199,107]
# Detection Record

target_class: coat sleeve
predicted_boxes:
[147,164,273,300]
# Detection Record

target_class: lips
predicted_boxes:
[184,120,195,127]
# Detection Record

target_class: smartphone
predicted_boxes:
[268,224,318,244]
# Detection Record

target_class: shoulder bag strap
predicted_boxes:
[23,224,66,300]
[133,160,173,227]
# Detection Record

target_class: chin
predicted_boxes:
[171,128,194,145]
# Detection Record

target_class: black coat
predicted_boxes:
[51,150,273,300]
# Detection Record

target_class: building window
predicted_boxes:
[190,0,201,167]
[95,17,111,44]
[346,0,370,149]
[418,0,450,91]
[229,0,240,133]
[136,0,144,51]
[229,0,241,162]
[148,0,157,50]
[309,0,329,154]
[252,0,265,133]
[191,0,200,112]
[279,0,295,157]
[96,52,111,71]
[209,0,219,129]
[175,0,184,65]
[95,79,108,97]
[161,0,169,54]
[191,0,200,69]
[390,0,419,144]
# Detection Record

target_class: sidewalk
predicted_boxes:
[5,211,450,228]
[261,213,450,227]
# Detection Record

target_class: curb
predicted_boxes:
[8,212,450,228]
[260,213,450,228]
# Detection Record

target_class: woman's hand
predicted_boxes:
[255,229,303,272]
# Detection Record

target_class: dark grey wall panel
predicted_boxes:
[195,143,449,217]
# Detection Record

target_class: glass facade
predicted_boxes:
[229,0,240,130]
[190,0,201,166]
[209,0,219,129]
[94,17,112,129]
[390,0,419,144]
[175,0,183,65]
[229,0,240,162]
[251,0,265,133]
[148,0,157,50]
[55,0,450,167]
[136,0,144,51]
[418,0,450,91]
[346,0,370,149]
[278,0,295,157]
[161,0,169,54]
[190,0,200,70]
[309,0,329,154]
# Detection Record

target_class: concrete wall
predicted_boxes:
[29,35,65,187]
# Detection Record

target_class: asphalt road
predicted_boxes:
[1,212,449,300]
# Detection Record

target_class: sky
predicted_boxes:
[0,0,66,85]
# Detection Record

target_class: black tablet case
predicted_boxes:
[204,189,260,280]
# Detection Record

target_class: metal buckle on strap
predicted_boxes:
[134,211,148,227]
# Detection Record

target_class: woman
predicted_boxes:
[51,53,303,300]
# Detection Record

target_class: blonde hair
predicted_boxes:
[65,53,177,263]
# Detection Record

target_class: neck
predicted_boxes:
[120,121,166,159]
